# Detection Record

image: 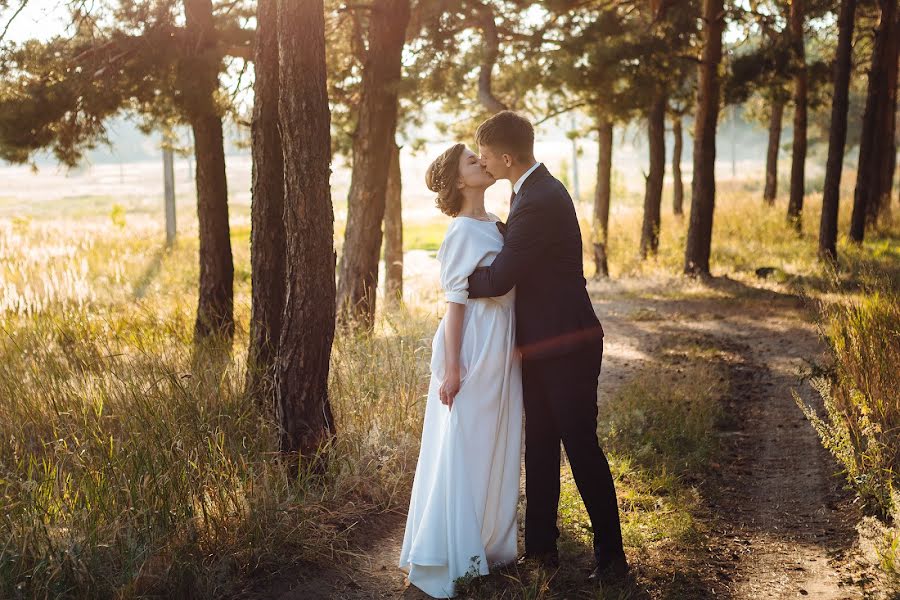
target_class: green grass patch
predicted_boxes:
[403,219,447,253]
[457,349,727,599]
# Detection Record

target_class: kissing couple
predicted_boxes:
[398,110,630,598]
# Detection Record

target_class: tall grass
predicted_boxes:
[0,215,434,597]
[798,286,900,515]
[792,237,900,592]
[1,178,897,597]
[0,302,433,598]
[578,174,880,286]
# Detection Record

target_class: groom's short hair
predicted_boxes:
[475,111,534,163]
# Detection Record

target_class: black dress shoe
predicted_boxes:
[516,550,560,569]
[588,556,630,585]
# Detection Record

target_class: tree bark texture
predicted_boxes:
[787,0,807,232]
[764,97,784,205]
[182,0,234,343]
[593,119,613,279]
[851,0,898,240]
[818,0,856,262]
[246,0,286,404]
[672,114,684,216]
[275,0,337,458]
[684,0,724,276]
[336,0,410,330]
[640,93,667,258]
[874,13,899,224]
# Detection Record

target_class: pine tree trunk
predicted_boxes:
[593,119,613,279]
[246,0,285,404]
[640,93,666,258]
[275,0,336,458]
[874,14,899,223]
[786,0,807,232]
[183,0,234,344]
[336,0,410,330]
[383,140,403,307]
[764,97,784,205]
[684,0,724,276]
[672,114,684,216]
[818,0,856,262]
[851,0,898,241]
[881,135,897,222]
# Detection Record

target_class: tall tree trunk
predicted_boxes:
[275,0,336,458]
[787,0,807,232]
[874,15,899,224]
[593,119,613,279]
[851,0,898,241]
[383,140,403,307]
[818,0,856,262]
[246,0,285,404]
[882,135,897,222]
[763,97,784,205]
[182,0,234,344]
[684,0,724,276]
[336,0,410,330]
[640,93,666,258]
[672,114,684,216]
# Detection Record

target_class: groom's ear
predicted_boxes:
[503,153,513,167]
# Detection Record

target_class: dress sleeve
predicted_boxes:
[436,221,473,304]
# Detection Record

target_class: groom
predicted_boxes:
[467,111,629,584]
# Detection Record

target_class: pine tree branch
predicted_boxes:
[0,0,28,43]
[533,101,588,126]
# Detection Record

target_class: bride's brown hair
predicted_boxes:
[425,143,465,217]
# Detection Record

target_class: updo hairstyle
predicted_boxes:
[425,143,465,217]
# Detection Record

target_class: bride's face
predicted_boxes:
[456,147,496,190]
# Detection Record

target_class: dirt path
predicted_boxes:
[244,280,864,599]
[692,298,862,599]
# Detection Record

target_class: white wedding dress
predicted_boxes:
[399,216,524,598]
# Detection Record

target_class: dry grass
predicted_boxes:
[0,214,436,597]
[1,173,898,597]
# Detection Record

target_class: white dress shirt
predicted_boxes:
[513,162,542,194]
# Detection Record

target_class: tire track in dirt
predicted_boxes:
[613,288,864,600]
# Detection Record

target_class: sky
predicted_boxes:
[2,0,70,43]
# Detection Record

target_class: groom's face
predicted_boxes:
[478,144,512,182]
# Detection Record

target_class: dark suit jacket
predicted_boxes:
[467,164,603,360]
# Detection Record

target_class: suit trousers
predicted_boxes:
[522,339,625,565]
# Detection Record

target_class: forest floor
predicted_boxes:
[243,276,870,600]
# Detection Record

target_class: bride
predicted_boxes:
[398,143,524,598]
